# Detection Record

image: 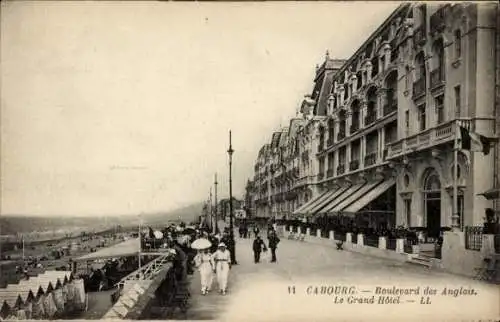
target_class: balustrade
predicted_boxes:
[364,152,377,167]
[349,159,360,171]
[350,123,359,134]
[430,68,445,90]
[412,78,426,99]
[386,119,458,158]
[383,101,397,116]
[337,164,345,175]
[326,137,334,147]
[364,112,376,126]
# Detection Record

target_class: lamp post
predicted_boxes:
[214,173,219,234]
[227,130,237,264]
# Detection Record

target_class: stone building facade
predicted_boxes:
[248,3,499,270]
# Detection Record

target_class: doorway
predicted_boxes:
[423,169,442,241]
[426,197,441,239]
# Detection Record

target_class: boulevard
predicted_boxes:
[177,223,499,321]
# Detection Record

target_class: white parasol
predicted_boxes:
[153,231,163,239]
[191,238,211,250]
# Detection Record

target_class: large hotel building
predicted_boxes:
[246,3,499,274]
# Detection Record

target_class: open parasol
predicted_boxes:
[191,238,211,250]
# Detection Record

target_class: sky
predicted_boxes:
[1,1,399,217]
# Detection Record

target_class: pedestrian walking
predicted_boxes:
[252,236,267,263]
[253,226,260,238]
[193,249,214,295]
[268,231,280,263]
[211,243,231,295]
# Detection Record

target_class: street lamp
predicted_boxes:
[227,130,237,265]
[214,173,219,234]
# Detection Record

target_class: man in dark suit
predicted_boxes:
[268,231,280,263]
[252,236,266,263]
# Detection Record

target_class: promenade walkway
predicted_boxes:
[172,225,499,321]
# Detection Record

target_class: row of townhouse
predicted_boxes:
[246,3,499,274]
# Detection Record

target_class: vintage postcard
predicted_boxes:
[1,1,499,321]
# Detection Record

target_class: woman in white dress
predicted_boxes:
[211,243,231,295]
[193,248,214,295]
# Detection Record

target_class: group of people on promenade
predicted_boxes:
[192,222,281,296]
[192,227,234,295]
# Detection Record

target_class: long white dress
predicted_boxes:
[194,253,214,293]
[211,249,231,292]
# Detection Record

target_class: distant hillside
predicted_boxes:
[0,202,204,236]
[142,202,204,226]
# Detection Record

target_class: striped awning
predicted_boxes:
[344,179,396,213]
[319,183,366,214]
[328,180,383,213]
[307,186,350,215]
[292,190,330,215]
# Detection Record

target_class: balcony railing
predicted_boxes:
[318,173,324,181]
[412,78,426,99]
[327,168,334,178]
[293,176,308,188]
[350,123,359,134]
[383,101,397,116]
[465,226,483,251]
[337,131,346,141]
[326,137,334,147]
[364,152,377,167]
[364,112,376,126]
[386,119,458,159]
[285,191,297,201]
[349,159,360,171]
[337,164,345,175]
[430,68,445,90]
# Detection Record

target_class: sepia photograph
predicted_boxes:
[1,1,499,321]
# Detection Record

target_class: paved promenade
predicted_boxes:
[173,226,499,321]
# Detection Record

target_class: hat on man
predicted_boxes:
[218,242,226,248]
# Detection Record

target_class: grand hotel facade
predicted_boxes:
[245,3,499,271]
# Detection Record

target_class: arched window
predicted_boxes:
[356,71,363,89]
[338,110,346,140]
[424,170,441,191]
[454,29,462,58]
[432,39,445,80]
[328,119,335,143]
[351,100,360,132]
[366,86,377,125]
[415,52,426,81]
[318,126,325,151]
[385,71,398,115]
